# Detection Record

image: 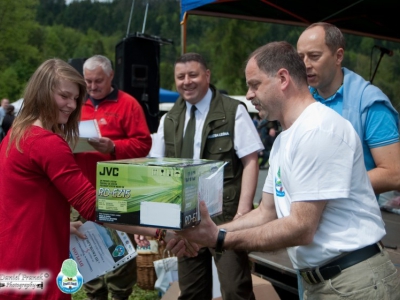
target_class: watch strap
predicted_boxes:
[215,229,227,255]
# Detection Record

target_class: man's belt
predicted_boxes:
[300,243,381,284]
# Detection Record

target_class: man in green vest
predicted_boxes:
[150,52,264,300]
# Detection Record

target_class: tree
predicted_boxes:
[0,0,40,100]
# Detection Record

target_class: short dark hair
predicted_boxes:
[175,52,208,70]
[6,105,14,114]
[248,41,308,86]
[305,22,346,53]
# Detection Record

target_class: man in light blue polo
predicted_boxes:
[297,22,400,197]
[297,22,400,300]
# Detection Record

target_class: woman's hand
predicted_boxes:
[70,221,86,239]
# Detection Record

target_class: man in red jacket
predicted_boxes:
[73,55,152,300]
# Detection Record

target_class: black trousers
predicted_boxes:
[178,247,255,300]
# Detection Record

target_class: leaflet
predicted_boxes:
[69,221,136,283]
[73,119,101,153]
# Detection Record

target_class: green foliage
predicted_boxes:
[1,0,400,111]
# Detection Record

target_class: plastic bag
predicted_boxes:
[379,190,400,215]
[153,250,178,294]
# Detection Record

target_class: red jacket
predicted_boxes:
[74,88,152,185]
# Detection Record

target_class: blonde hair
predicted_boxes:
[9,58,86,153]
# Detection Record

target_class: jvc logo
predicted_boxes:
[99,167,119,176]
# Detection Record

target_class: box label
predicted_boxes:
[97,199,128,212]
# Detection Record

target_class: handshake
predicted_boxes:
[134,201,221,258]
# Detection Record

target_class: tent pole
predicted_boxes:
[181,12,188,54]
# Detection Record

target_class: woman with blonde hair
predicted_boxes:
[0,59,196,300]
[0,58,97,300]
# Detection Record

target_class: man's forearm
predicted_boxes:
[105,223,156,237]
[218,194,277,231]
[236,152,259,215]
[369,143,400,194]
[368,167,400,194]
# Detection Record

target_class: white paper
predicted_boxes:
[73,120,101,153]
[69,221,136,283]
[79,120,101,138]
[140,202,181,229]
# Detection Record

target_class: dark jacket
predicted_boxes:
[163,86,244,224]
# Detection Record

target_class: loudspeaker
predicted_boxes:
[68,58,87,76]
[115,34,161,133]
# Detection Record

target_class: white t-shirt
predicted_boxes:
[263,102,385,269]
[150,89,263,159]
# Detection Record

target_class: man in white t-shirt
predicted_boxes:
[174,42,400,299]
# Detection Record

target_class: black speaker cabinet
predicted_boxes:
[68,58,87,76]
[115,34,161,133]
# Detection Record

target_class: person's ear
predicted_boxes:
[277,68,290,90]
[336,48,344,65]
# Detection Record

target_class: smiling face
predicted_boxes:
[84,66,113,100]
[245,58,280,121]
[54,79,78,124]
[174,61,210,105]
[297,26,343,98]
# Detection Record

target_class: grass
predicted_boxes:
[71,284,161,300]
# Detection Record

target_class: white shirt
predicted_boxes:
[0,107,5,133]
[150,88,263,159]
[263,102,385,269]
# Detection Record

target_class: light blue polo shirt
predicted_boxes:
[310,85,399,171]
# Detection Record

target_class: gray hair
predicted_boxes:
[83,55,113,76]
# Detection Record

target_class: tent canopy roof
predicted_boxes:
[181,0,400,43]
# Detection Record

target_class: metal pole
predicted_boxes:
[370,52,384,84]
[126,0,135,38]
[142,2,149,33]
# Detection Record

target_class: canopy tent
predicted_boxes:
[159,88,180,103]
[180,0,400,52]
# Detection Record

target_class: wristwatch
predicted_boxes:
[215,228,227,255]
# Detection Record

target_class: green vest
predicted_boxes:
[164,86,244,224]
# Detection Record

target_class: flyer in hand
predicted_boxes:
[73,119,101,153]
[69,221,137,283]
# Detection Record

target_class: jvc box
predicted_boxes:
[96,158,225,229]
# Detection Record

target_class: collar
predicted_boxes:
[88,84,119,105]
[185,88,212,116]
[310,83,343,102]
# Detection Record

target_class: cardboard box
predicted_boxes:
[96,157,225,229]
[161,274,281,300]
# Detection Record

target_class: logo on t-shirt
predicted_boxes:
[275,167,285,197]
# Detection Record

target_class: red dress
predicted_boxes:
[0,126,96,300]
